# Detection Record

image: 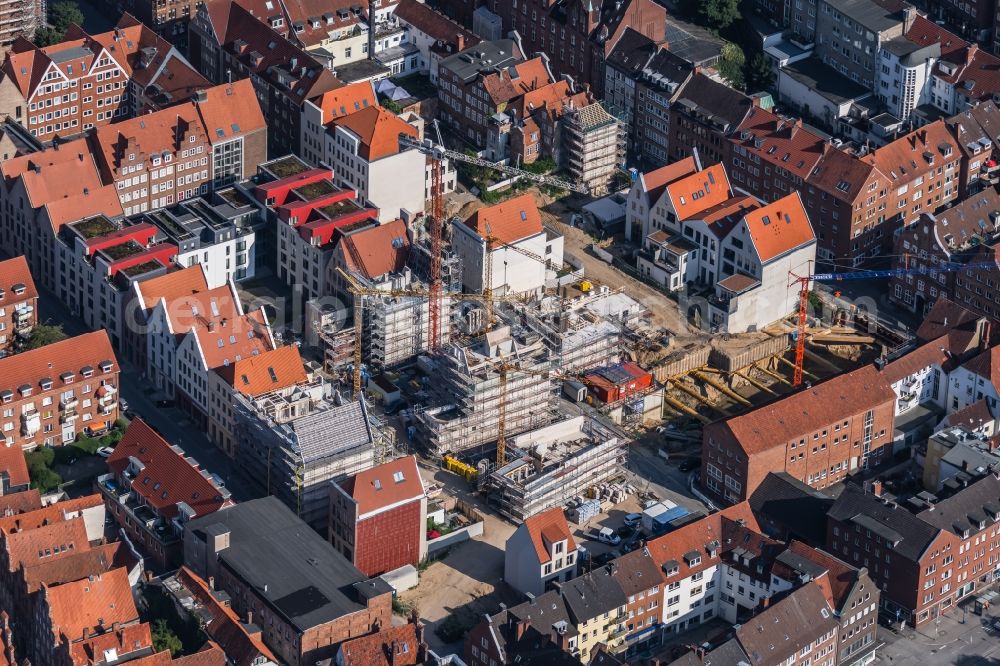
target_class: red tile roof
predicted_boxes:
[192,80,267,145]
[0,444,28,492]
[880,335,954,384]
[665,163,732,221]
[0,256,37,303]
[215,345,307,396]
[868,120,959,185]
[645,502,762,580]
[806,146,880,204]
[742,192,815,263]
[0,495,103,536]
[161,284,240,335]
[960,345,1000,387]
[464,193,544,245]
[339,455,424,518]
[173,643,227,666]
[699,194,759,239]
[311,81,378,125]
[338,622,423,666]
[45,567,139,644]
[522,507,575,565]
[136,265,211,310]
[905,15,968,60]
[332,106,418,161]
[0,138,108,215]
[174,567,277,666]
[108,419,232,521]
[638,156,698,207]
[23,542,127,594]
[481,57,554,105]
[340,218,411,280]
[393,0,479,49]
[785,541,859,613]
[0,488,42,516]
[732,108,826,180]
[192,308,273,370]
[69,622,152,666]
[709,365,895,456]
[2,518,90,572]
[0,330,118,406]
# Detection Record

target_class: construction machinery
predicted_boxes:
[789,257,1000,386]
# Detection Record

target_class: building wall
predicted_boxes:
[946,365,1000,413]
[175,232,256,286]
[328,137,426,223]
[354,498,426,576]
[0,290,37,355]
[452,225,550,296]
[503,525,576,598]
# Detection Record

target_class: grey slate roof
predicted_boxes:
[185,496,390,633]
[561,566,628,622]
[748,472,834,545]
[606,27,657,76]
[735,582,838,665]
[440,39,521,82]
[672,73,754,131]
[290,399,374,464]
[828,484,942,562]
[918,474,1000,538]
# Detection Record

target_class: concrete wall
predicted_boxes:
[426,520,484,555]
[369,149,427,222]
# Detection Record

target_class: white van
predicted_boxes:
[595,527,621,545]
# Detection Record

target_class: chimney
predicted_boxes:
[967,44,978,65]
[208,576,215,590]
[514,619,529,641]
[456,34,465,52]
[870,480,883,497]
[246,610,253,625]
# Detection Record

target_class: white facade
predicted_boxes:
[947,363,1000,413]
[503,521,577,598]
[777,67,856,126]
[174,231,256,285]
[451,224,564,296]
[876,47,935,120]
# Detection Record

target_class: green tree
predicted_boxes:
[718,42,746,89]
[48,1,85,33]
[23,324,68,351]
[25,448,61,492]
[33,26,63,46]
[697,0,741,31]
[151,620,183,656]
[746,53,774,92]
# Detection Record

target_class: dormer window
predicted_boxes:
[0,390,12,403]
[39,378,53,391]
[61,372,75,384]
[11,284,25,296]
[18,384,31,397]
[81,366,94,378]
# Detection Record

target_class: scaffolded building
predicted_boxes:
[233,378,392,531]
[563,102,625,196]
[415,326,557,459]
[485,415,630,521]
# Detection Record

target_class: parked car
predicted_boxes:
[623,512,642,527]
[592,527,621,546]
[97,446,115,458]
[679,456,702,473]
[119,399,130,413]
[593,551,616,566]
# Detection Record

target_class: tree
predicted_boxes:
[25,448,61,493]
[23,324,68,351]
[48,1,85,34]
[33,27,63,47]
[746,53,774,92]
[697,0,741,31]
[151,620,183,656]
[718,43,746,89]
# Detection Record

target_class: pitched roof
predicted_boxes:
[748,472,834,544]
[672,73,754,130]
[22,542,127,594]
[905,15,968,60]
[733,108,826,180]
[191,79,267,144]
[68,622,152,666]
[480,57,554,105]
[338,455,424,517]
[868,120,959,184]
[0,444,28,491]
[0,256,37,303]
[45,567,139,644]
[638,156,697,207]
[916,296,985,343]
[521,507,576,565]
[698,194,758,239]
[828,484,943,561]
[806,146,880,203]
[160,284,239,335]
[784,541,861,613]
[665,163,733,221]
[926,187,1000,255]
[393,0,479,49]
[709,365,895,456]
[561,565,628,621]
[340,218,411,280]
[0,495,103,536]
[107,419,231,521]
[0,488,42,516]
[136,265,210,310]
[338,622,423,666]
[192,307,273,370]
[2,517,90,573]
[332,106,418,161]
[742,192,815,263]
[310,80,378,125]
[734,582,838,665]
[0,330,118,404]
[610,548,663,596]
[173,567,277,666]
[464,193,544,244]
[0,139,108,219]
[960,345,1000,387]
[918,474,1000,538]
[215,345,307,396]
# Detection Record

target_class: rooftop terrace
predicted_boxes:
[294,179,338,201]
[264,156,311,179]
[317,199,358,219]
[100,240,145,262]
[72,215,120,240]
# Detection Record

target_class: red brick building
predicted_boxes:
[0,330,119,450]
[702,365,897,504]
[581,361,652,404]
[0,256,37,356]
[99,418,234,570]
[330,455,427,577]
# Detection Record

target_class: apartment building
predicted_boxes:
[209,344,307,457]
[702,365,897,503]
[503,507,578,598]
[0,256,37,356]
[452,193,564,297]
[664,73,755,170]
[0,330,119,450]
[0,440,28,496]
[0,15,208,143]
[484,0,666,96]
[183,497,394,666]
[888,188,1000,315]
[189,2,341,156]
[98,418,234,569]
[329,455,427,576]
[945,102,1000,198]
[392,0,480,83]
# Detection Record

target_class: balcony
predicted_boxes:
[60,410,78,424]
[60,397,78,410]
[98,474,180,545]
[21,409,40,436]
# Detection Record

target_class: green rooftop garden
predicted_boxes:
[318,199,357,219]
[73,215,119,239]
[266,157,310,179]
[295,180,337,201]
[121,260,163,277]
[100,240,145,261]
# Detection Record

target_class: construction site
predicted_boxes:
[562,102,626,197]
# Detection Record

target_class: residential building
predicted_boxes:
[503,507,578,598]
[392,0,480,83]
[0,440,28,496]
[209,344,307,457]
[946,344,1000,414]
[748,472,835,544]
[301,81,379,168]
[944,101,1000,198]
[98,418,234,569]
[0,330,119,450]
[485,0,667,96]
[163,567,279,666]
[631,49,701,168]
[484,415,630,521]
[665,73,755,169]
[183,497,394,666]
[561,101,625,196]
[921,425,999,492]
[189,2,341,155]
[624,157,698,242]
[335,619,433,666]
[0,15,209,143]
[951,243,1000,320]
[329,455,427,576]
[702,365,897,503]
[0,256,36,356]
[888,188,1000,315]
[233,385,379,530]
[452,193,564,297]
[463,590,579,666]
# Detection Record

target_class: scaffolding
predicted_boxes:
[483,415,629,521]
[363,293,452,370]
[505,297,623,373]
[562,102,626,197]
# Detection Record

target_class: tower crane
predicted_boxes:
[790,257,1000,386]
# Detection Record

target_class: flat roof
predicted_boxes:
[783,57,872,105]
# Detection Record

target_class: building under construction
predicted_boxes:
[484,414,629,521]
[415,325,557,459]
[232,377,393,531]
[562,102,625,196]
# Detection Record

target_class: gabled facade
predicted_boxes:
[504,507,578,598]
[0,256,37,356]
